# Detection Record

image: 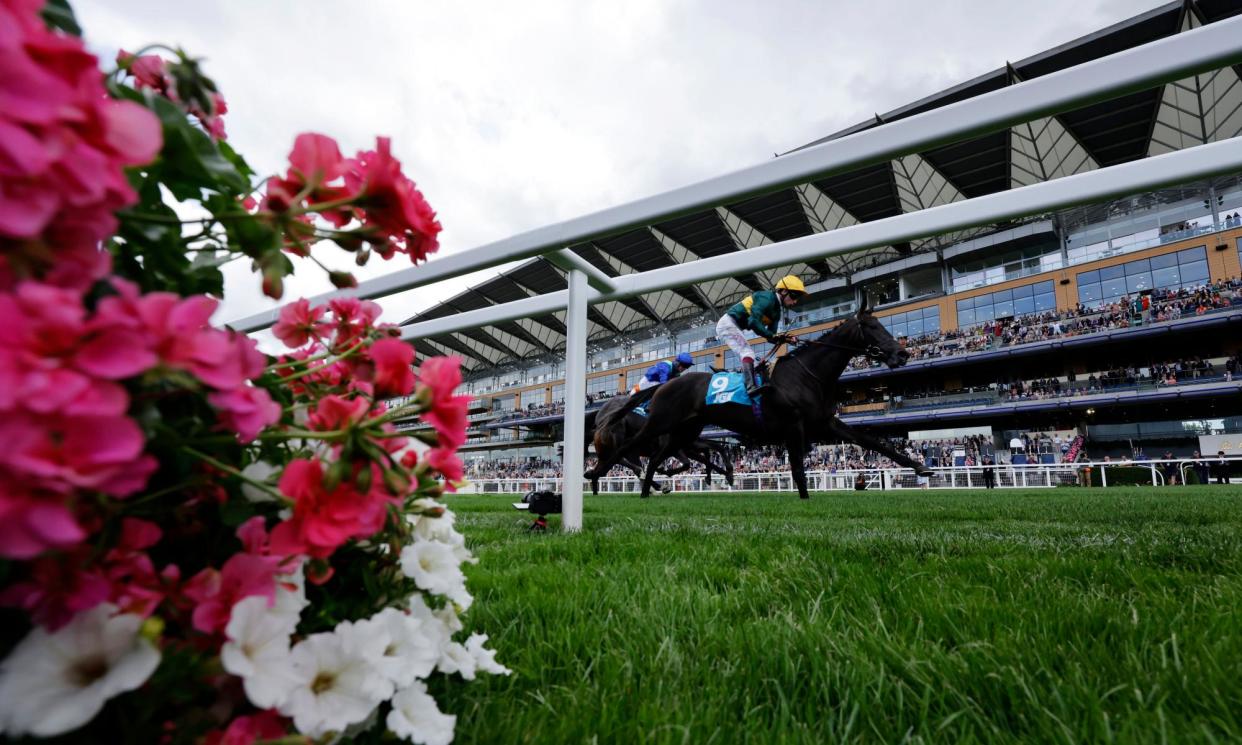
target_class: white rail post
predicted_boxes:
[561,269,588,532]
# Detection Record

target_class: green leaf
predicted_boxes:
[217,140,256,181]
[151,95,247,196]
[41,0,82,36]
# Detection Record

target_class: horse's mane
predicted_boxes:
[784,315,864,359]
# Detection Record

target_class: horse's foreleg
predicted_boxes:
[641,442,676,499]
[785,423,810,500]
[825,417,931,475]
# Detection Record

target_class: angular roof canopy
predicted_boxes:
[406,0,1242,373]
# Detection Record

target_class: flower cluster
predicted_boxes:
[0,0,162,290]
[117,48,228,139]
[0,3,502,743]
[253,132,444,294]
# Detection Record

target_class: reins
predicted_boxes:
[771,330,885,387]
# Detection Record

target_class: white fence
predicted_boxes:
[463,458,1240,494]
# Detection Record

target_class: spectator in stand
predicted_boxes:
[1161,451,1180,485]
[1192,450,1210,484]
[1213,450,1230,484]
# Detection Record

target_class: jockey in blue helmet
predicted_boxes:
[633,352,694,393]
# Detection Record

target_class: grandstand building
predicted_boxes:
[396,1,1242,471]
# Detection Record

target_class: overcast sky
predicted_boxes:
[75,0,1158,334]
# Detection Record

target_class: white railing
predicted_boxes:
[462,457,1240,494]
[229,20,1242,531]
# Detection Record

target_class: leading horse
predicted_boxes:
[583,305,932,499]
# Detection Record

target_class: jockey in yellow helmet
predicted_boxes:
[716,275,807,395]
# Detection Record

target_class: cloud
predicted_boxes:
[72,0,1164,329]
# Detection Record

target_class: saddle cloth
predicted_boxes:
[705,371,753,406]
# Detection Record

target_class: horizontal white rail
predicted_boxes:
[229,15,1242,333]
[403,137,1242,339]
[463,458,1240,494]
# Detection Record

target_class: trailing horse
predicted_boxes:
[586,393,734,495]
[584,306,931,499]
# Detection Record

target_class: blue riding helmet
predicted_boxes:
[675,352,694,367]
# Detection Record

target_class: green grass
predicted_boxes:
[436,487,1242,744]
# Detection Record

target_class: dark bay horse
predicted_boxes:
[584,307,932,499]
[586,394,734,494]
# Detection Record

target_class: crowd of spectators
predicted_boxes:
[846,279,1242,372]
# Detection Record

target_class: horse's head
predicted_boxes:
[855,302,910,369]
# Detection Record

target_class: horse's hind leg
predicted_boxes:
[585,405,682,480]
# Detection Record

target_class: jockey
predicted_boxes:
[633,352,694,393]
[716,274,807,395]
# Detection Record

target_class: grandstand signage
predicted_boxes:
[1199,435,1242,455]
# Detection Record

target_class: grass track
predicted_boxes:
[435,487,1242,744]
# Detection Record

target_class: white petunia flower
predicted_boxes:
[410,504,475,564]
[407,595,453,651]
[400,541,467,602]
[357,608,441,688]
[271,563,308,622]
[387,681,456,745]
[436,641,477,680]
[279,631,393,737]
[436,595,470,628]
[221,596,299,709]
[240,460,280,502]
[464,633,511,676]
[0,604,160,737]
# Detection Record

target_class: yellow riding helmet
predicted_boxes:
[776,275,806,294]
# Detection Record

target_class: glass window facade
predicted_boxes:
[587,375,616,397]
[1076,247,1209,307]
[957,281,1055,327]
[878,306,940,340]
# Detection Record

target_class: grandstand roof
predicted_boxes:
[404,0,1242,373]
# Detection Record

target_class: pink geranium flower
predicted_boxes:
[418,356,470,450]
[0,3,161,290]
[116,50,171,95]
[369,338,416,397]
[344,137,442,263]
[0,551,111,630]
[0,411,157,497]
[95,282,267,390]
[272,298,330,349]
[183,550,282,635]
[0,486,87,559]
[307,394,371,432]
[425,447,464,491]
[209,385,282,443]
[204,711,288,745]
[269,459,393,559]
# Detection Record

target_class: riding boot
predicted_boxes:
[743,359,768,397]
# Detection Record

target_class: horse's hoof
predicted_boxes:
[661,486,672,494]
[799,495,810,500]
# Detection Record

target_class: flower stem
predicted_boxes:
[275,339,368,384]
[183,447,288,502]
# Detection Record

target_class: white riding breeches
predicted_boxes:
[715,315,755,362]
[634,377,659,392]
